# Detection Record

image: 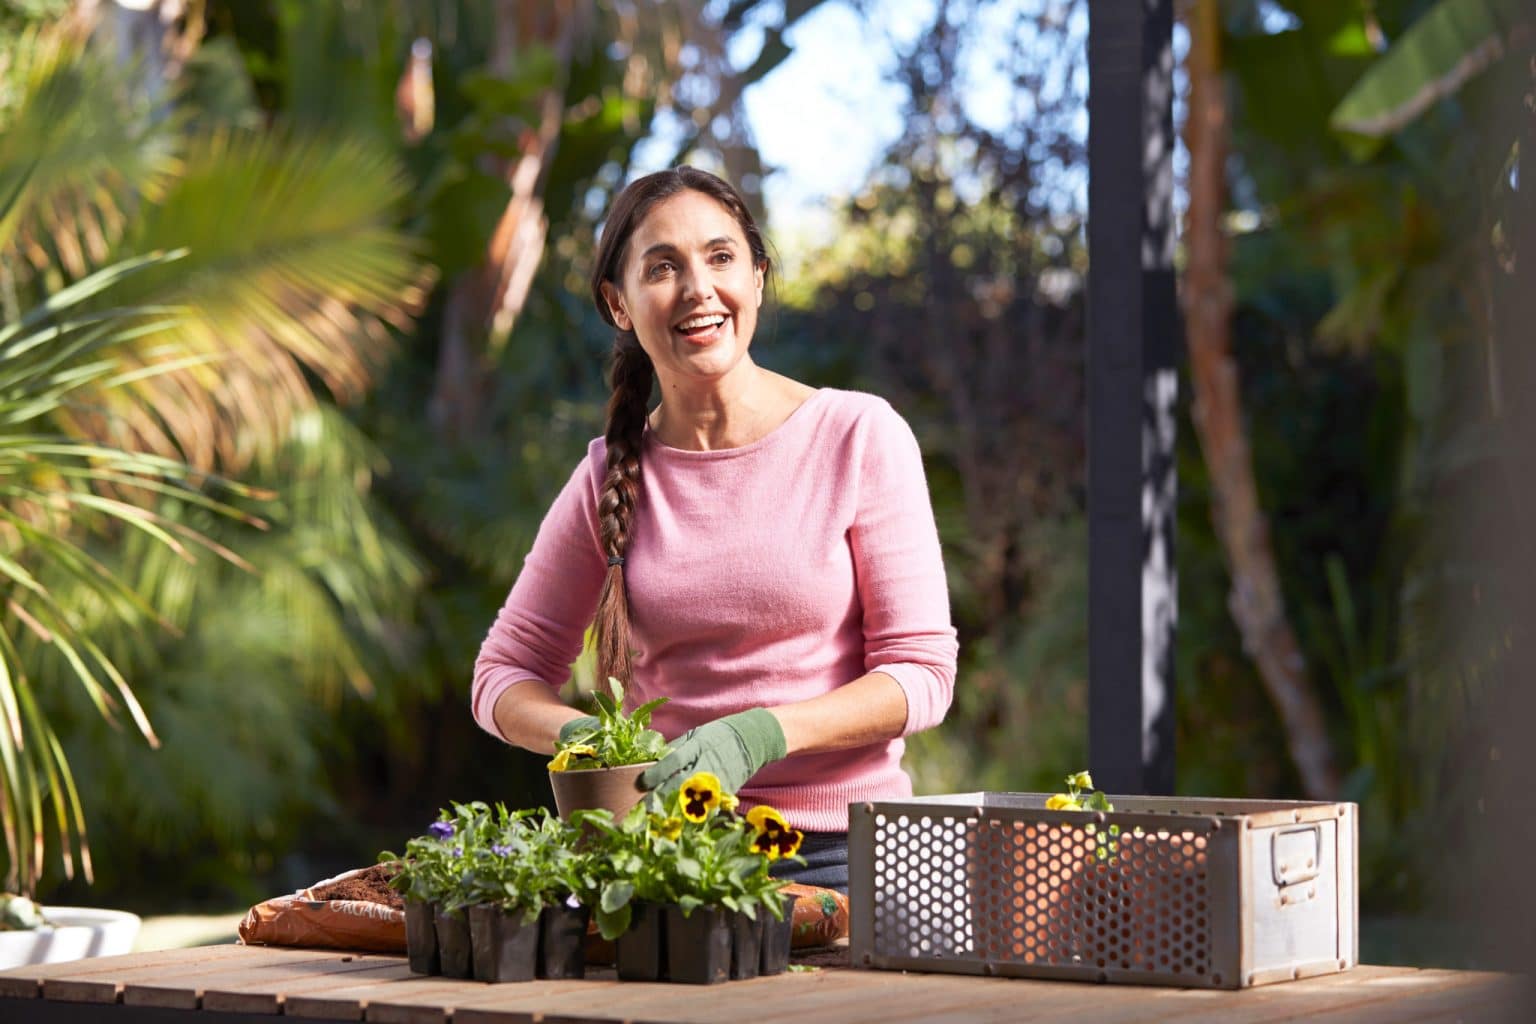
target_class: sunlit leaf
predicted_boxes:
[1329,0,1527,155]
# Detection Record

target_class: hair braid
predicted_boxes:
[592,337,653,684]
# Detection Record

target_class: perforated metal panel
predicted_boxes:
[849,794,1358,989]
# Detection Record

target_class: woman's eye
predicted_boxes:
[710,251,734,265]
[646,261,674,279]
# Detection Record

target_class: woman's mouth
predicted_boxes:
[674,313,727,343]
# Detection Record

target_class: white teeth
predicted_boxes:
[677,314,726,331]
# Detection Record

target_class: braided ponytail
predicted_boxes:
[592,337,652,684]
[586,165,771,685]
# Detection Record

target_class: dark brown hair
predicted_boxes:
[587,166,770,684]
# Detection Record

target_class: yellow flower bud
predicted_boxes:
[1069,771,1094,791]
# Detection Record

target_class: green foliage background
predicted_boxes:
[2,0,1528,970]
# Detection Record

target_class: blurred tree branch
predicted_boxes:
[1182,0,1339,799]
[431,0,579,440]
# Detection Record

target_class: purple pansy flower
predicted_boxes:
[452,845,463,857]
[491,844,513,857]
[428,821,454,840]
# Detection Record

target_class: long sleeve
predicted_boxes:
[849,400,959,736]
[471,448,607,740]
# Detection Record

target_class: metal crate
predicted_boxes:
[849,792,1357,989]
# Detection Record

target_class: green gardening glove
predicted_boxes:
[557,715,600,746]
[638,708,787,799]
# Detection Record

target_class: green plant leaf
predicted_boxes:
[600,879,634,914]
[591,689,617,717]
[595,902,632,941]
[1329,0,1526,156]
[630,696,669,724]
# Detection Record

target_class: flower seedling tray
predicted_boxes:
[849,793,1357,989]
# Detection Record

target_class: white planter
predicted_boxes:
[0,907,142,968]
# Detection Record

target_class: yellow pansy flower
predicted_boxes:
[657,816,684,841]
[746,805,787,832]
[718,791,739,813]
[1046,793,1081,811]
[1068,771,1094,791]
[679,772,722,822]
[547,743,597,772]
[747,805,804,860]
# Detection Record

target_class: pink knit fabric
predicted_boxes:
[472,388,958,831]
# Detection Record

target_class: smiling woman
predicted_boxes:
[470,166,959,893]
[600,190,766,388]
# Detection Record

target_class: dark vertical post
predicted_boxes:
[1087,0,1178,795]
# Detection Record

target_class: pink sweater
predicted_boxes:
[472,388,958,831]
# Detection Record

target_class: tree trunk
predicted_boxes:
[1182,0,1340,800]
[429,0,577,441]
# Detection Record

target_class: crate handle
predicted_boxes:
[1272,824,1321,887]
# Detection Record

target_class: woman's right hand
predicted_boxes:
[637,708,787,798]
[557,715,600,745]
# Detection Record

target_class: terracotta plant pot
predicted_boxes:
[468,904,539,984]
[433,906,474,979]
[548,761,654,821]
[759,893,796,976]
[664,905,731,985]
[404,900,439,975]
[615,902,667,982]
[538,901,590,979]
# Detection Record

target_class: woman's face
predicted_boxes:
[601,189,765,389]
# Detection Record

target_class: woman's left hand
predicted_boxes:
[639,708,786,797]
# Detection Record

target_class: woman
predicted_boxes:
[471,166,957,891]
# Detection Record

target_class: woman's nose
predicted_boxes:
[680,260,715,301]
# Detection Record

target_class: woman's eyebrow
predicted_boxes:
[638,241,679,262]
[638,237,737,261]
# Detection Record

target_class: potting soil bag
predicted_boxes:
[237,865,406,953]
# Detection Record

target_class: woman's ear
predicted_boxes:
[600,281,632,331]
[754,262,766,307]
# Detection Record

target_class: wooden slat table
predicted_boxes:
[0,944,1525,1023]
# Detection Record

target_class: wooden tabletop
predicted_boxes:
[0,944,1525,1023]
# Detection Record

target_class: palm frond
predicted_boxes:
[108,403,424,708]
[0,21,180,284]
[75,129,433,473]
[0,248,265,893]
[29,403,428,879]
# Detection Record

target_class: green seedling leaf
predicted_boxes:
[600,879,634,914]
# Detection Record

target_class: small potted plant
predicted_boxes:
[971,769,1133,962]
[1044,769,1203,963]
[586,773,803,984]
[461,808,588,983]
[547,676,669,820]
[743,805,805,976]
[577,799,674,981]
[380,802,497,977]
